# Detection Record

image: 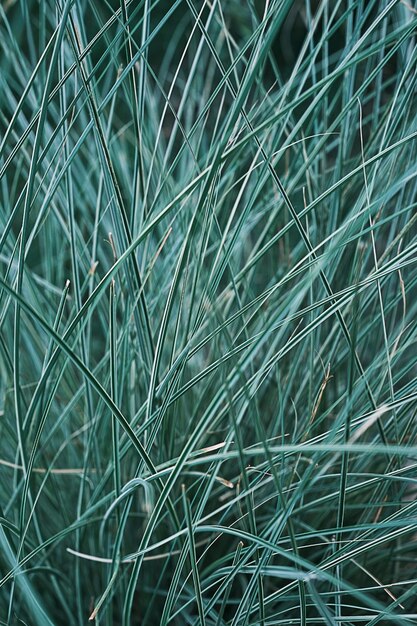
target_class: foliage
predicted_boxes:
[1,0,417,624]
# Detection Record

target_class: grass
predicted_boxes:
[1,0,417,624]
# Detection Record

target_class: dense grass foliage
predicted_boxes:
[1,0,417,624]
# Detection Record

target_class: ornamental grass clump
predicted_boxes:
[1,1,417,624]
